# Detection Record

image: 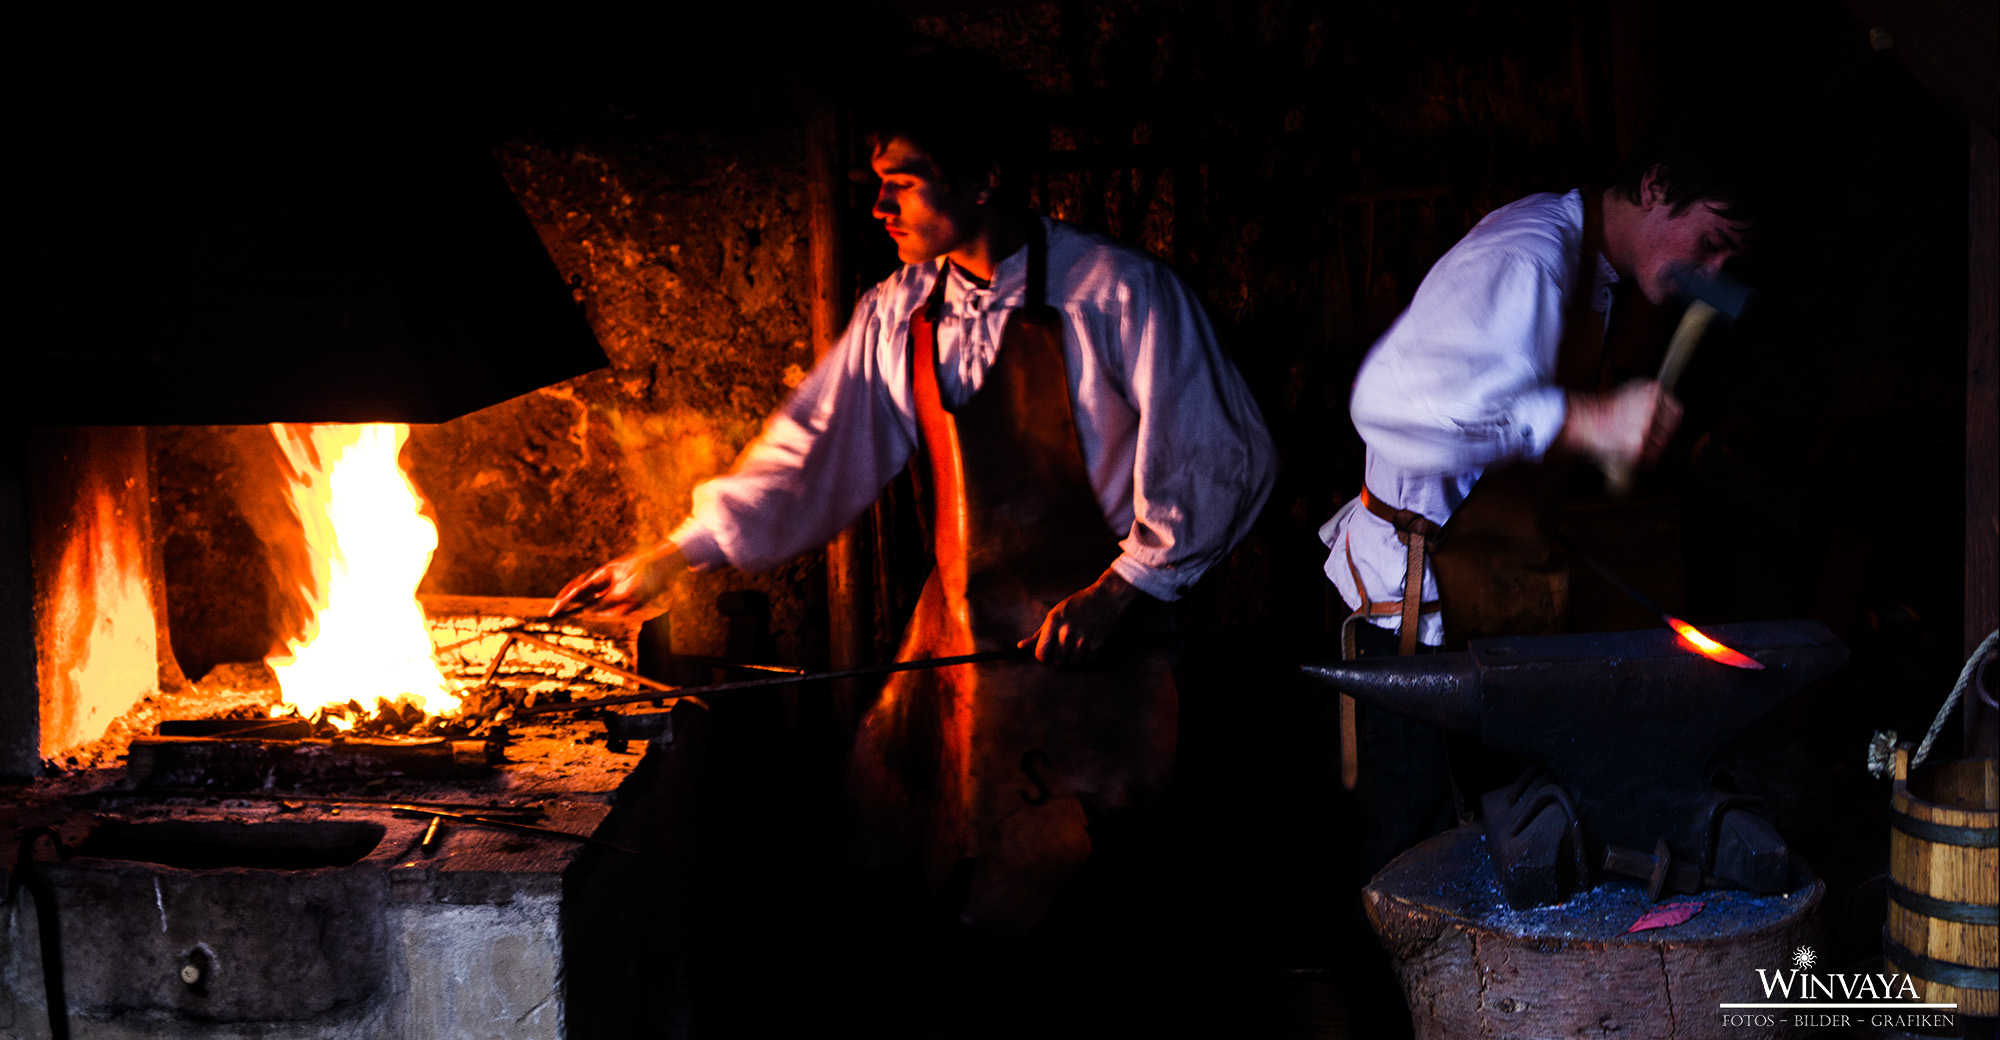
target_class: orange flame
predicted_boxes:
[264,424,461,718]
[1665,617,1764,670]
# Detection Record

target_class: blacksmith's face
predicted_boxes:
[870,138,987,265]
[1627,171,1753,305]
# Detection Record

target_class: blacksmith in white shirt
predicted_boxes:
[1319,128,1773,869]
[555,58,1275,933]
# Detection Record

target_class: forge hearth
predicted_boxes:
[124,734,495,789]
[0,593,702,1038]
[0,701,698,1040]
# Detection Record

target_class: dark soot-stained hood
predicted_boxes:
[7,129,607,425]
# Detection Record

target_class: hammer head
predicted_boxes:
[1667,264,1754,322]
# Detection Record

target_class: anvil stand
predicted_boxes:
[1305,621,1845,1039]
[1363,828,1822,1040]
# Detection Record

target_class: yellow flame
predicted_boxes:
[44,486,159,757]
[264,424,459,718]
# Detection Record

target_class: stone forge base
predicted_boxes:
[1364,826,1823,1040]
[0,714,688,1040]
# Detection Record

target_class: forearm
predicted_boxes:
[684,291,914,573]
[1082,567,1143,613]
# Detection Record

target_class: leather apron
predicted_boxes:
[846,220,1178,936]
[1425,190,1615,646]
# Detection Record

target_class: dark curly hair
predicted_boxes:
[851,49,1043,209]
[1610,118,1785,231]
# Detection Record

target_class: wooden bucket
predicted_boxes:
[1885,749,1998,1017]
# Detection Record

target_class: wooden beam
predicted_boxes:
[1967,123,1998,756]
[808,92,873,733]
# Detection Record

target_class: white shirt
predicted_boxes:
[1319,190,1617,644]
[671,216,1276,603]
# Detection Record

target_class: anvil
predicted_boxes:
[1303,620,1847,906]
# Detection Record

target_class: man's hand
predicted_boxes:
[1018,569,1144,665]
[1557,378,1684,470]
[549,543,689,618]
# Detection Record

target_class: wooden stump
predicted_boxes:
[1364,826,1823,1040]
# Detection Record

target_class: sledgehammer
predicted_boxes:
[1602,265,1754,496]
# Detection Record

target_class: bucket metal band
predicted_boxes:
[1884,929,2000,991]
[1889,879,2000,925]
[1889,806,1998,848]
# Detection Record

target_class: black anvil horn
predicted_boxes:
[1302,621,1847,903]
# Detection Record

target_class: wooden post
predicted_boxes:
[808,92,872,734]
[1968,124,1997,757]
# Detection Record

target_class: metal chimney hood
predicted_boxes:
[5,124,607,425]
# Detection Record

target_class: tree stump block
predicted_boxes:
[1364,826,1823,1040]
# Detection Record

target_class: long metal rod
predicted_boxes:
[1552,530,1762,670]
[69,789,547,816]
[514,647,1032,717]
[381,804,636,855]
[65,791,629,853]
[1551,531,1672,618]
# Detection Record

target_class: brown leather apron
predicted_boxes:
[1425,190,1615,646]
[846,220,1178,936]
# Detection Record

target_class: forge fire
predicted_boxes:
[265,422,461,727]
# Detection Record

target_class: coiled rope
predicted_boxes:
[1867,627,1999,778]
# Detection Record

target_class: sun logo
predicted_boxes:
[1792,946,1817,970]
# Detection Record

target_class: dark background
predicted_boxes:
[11,2,1988,1035]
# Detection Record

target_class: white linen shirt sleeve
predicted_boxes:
[670,283,918,573]
[1094,256,1276,601]
[1348,244,1570,477]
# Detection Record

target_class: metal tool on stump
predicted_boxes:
[1302,620,1847,907]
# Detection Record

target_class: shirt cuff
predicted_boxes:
[1512,384,1569,462]
[1110,554,1185,603]
[668,518,727,572]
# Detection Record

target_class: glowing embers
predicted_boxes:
[1665,616,1764,670]
[264,423,462,722]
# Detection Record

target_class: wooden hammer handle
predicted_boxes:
[1601,300,1720,497]
[1656,300,1720,391]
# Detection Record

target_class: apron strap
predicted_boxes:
[1356,485,1443,657]
[1024,213,1048,314]
[1337,525,1440,792]
[1553,188,1610,392]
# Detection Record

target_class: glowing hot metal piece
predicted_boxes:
[1666,617,1765,670]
